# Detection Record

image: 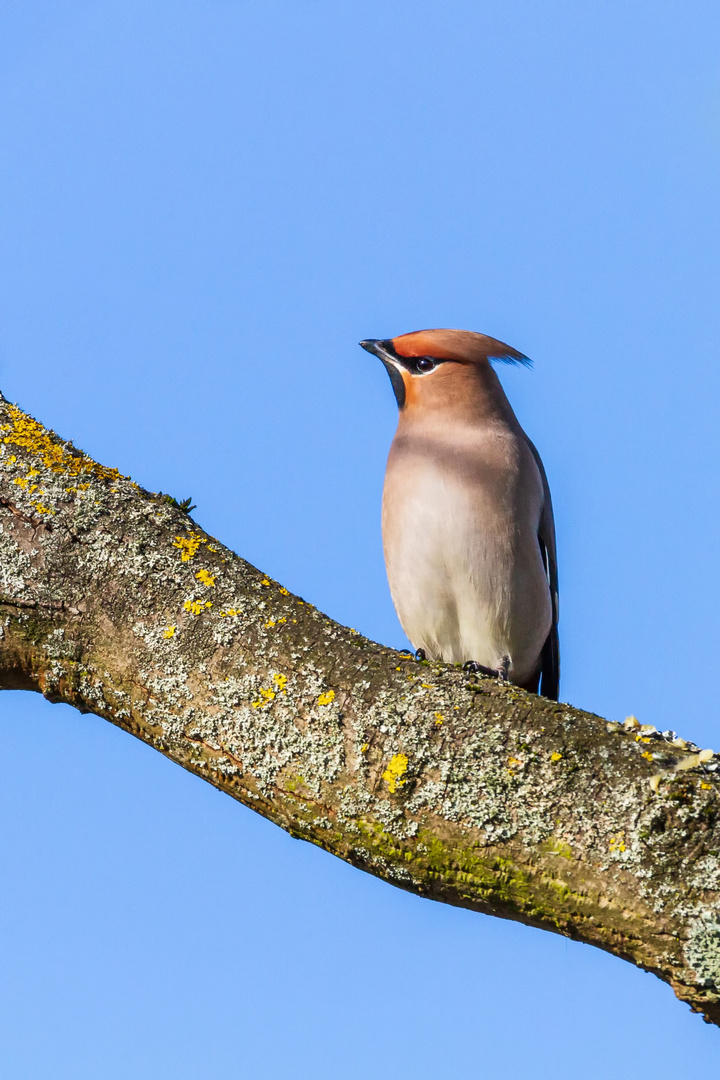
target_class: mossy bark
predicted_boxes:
[1,392,719,1025]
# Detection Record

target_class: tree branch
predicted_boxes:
[1,392,719,1025]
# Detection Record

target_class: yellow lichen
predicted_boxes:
[14,471,37,488]
[163,626,177,639]
[219,608,242,617]
[183,599,212,615]
[383,753,409,794]
[609,834,626,854]
[278,587,289,595]
[173,532,205,561]
[434,713,444,725]
[2,404,121,483]
[261,578,271,586]
[251,687,276,709]
[317,690,335,706]
[195,568,216,587]
[272,673,287,691]
[641,750,654,761]
[550,751,563,762]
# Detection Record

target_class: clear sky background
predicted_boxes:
[1,2,719,1076]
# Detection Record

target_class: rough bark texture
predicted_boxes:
[1,392,719,1026]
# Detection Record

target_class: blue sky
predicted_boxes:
[2,2,720,1075]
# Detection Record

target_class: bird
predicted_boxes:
[360,329,559,700]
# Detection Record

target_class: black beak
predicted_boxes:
[360,339,392,361]
[359,339,406,409]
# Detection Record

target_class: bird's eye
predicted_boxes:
[415,357,436,374]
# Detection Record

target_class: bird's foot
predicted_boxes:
[463,658,511,681]
[463,660,497,677]
[414,648,427,661]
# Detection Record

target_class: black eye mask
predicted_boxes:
[359,339,455,408]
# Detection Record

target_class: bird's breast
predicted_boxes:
[381,423,550,681]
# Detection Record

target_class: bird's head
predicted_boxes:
[359,329,530,410]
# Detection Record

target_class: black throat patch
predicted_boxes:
[380,357,406,408]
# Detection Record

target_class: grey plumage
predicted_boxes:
[361,328,559,700]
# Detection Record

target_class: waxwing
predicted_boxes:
[361,329,559,700]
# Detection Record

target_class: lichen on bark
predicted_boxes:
[0,392,719,1026]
